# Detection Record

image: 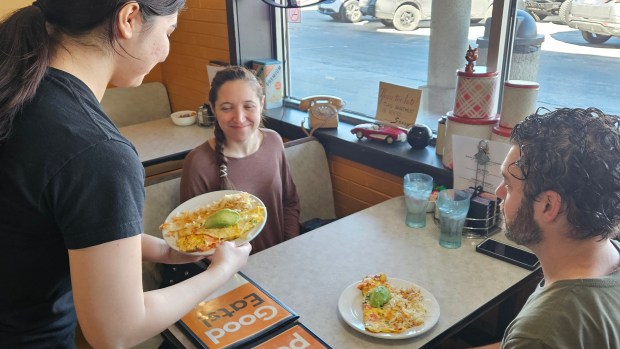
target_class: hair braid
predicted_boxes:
[214,121,236,190]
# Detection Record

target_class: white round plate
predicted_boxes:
[161,190,267,256]
[337,278,440,339]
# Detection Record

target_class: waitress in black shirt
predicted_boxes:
[0,1,251,348]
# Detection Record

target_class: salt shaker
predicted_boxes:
[197,105,206,127]
[203,103,215,127]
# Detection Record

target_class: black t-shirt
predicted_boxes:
[0,68,144,348]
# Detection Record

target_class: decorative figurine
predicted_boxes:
[350,123,407,144]
[473,139,491,188]
[406,124,433,150]
[465,45,478,73]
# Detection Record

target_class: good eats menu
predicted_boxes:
[251,323,332,348]
[178,272,331,348]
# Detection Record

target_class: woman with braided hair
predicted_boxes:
[0,1,250,347]
[179,66,300,255]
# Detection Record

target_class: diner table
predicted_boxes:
[164,196,540,348]
[119,118,214,166]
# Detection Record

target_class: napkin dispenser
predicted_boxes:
[463,187,501,236]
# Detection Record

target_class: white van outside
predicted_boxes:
[566,0,620,43]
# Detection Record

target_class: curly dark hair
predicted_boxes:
[511,107,620,240]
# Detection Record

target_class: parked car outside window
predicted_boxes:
[525,0,570,22]
[318,0,374,22]
[566,0,620,44]
[373,0,494,31]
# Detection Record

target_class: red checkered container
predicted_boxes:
[453,67,499,119]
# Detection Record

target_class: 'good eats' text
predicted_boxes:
[205,305,278,344]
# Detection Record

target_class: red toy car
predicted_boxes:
[350,123,408,144]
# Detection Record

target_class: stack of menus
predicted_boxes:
[177,272,331,348]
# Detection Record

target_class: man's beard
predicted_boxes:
[504,198,543,246]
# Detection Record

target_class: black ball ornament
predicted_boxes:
[407,124,432,150]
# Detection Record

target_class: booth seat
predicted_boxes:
[281,137,336,224]
[100,82,172,128]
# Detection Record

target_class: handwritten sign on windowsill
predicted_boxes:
[376,81,422,129]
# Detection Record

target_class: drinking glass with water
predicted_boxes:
[403,173,434,228]
[437,189,472,248]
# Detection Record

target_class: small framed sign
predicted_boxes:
[375,81,422,129]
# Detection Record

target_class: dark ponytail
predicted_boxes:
[0,6,50,144]
[0,0,186,146]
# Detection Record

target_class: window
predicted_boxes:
[272,0,620,129]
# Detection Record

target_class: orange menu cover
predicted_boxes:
[178,272,298,348]
[251,323,332,349]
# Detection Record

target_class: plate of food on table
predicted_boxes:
[160,190,267,256]
[338,272,440,339]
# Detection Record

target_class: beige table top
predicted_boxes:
[119,118,214,165]
[167,196,538,348]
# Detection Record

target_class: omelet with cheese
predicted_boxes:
[160,192,266,252]
[357,273,427,333]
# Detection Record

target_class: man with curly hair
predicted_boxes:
[475,107,620,349]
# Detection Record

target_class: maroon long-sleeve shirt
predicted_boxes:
[180,129,300,253]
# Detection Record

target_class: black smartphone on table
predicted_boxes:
[476,238,540,271]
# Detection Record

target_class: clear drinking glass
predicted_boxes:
[437,189,472,248]
[403,173,434,228]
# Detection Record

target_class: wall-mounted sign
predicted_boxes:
[375,81,422,129]
[287,8,301,22]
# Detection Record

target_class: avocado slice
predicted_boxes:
[202,209,240,229]
[368,285,391,308]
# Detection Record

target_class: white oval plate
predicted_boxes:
[337,277,440,339]
[161,190,267,256]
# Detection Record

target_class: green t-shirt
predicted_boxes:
[502,240,620,349]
